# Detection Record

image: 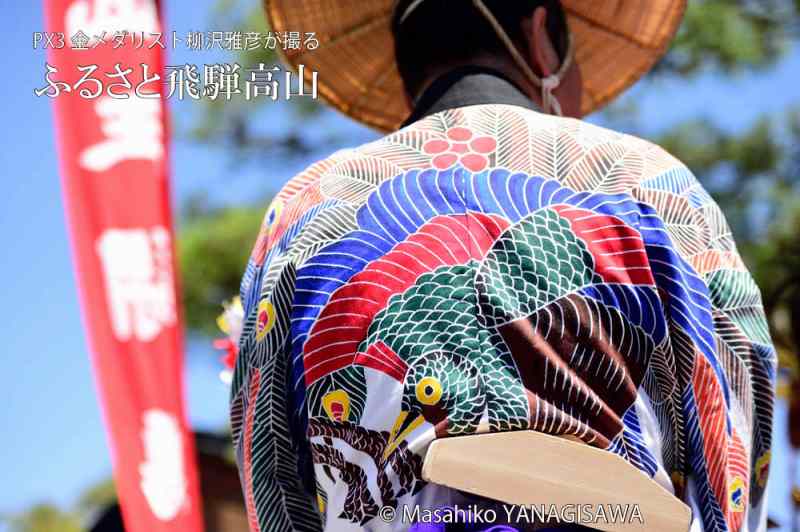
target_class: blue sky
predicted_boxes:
[2,0,798,529]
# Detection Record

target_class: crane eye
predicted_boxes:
[415,377,443,406]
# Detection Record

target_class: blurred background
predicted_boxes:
[2,0,799,530]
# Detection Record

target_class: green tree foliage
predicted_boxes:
[747,203,800,374]
[664,0,798,74]
[3,478,116,532]
[75,478,117,517]
[178,204,264,336]
[4,505,83,532]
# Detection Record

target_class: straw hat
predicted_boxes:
[265,0,687,132]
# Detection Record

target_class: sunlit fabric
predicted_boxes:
[231,104,775,532]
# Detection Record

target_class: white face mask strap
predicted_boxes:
[541,74,563,116]
[398,0,575,116]
[472,0,574,116]
[398,0,427,24]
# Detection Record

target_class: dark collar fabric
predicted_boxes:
[401,66,538,127]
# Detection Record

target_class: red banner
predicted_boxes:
[42,1,204,530]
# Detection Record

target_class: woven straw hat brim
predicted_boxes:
[265,0,687,132]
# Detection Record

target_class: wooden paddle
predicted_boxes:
[422,431,692,531]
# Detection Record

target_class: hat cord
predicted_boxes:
[398,0,575,116]
[472,0,574,116]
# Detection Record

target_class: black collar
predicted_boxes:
[401,66,537,127]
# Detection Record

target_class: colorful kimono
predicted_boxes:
[230,84,775,532]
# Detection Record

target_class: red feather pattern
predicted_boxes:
[694,354,750,530]
[552,205,655,286]
[303,212,509,385]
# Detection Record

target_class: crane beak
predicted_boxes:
[383,410,424,461]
